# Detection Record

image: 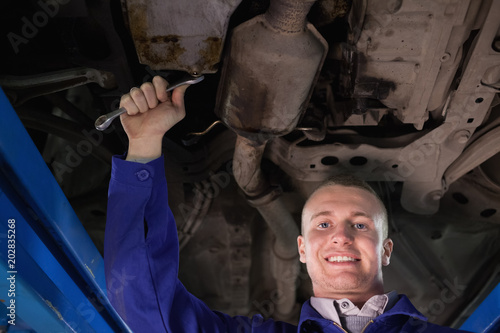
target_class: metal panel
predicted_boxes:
[347,0,476,129]
[460,281,500,333]
[125,0,242,74]
[0,88,130,332]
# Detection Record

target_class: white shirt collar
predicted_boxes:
[310,291,398,325]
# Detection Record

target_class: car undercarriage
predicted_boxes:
[1,0,500,329]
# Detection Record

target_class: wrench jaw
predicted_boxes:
[94,115,109,131]
[94,107,128,131]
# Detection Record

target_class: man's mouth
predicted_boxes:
[326,256,360,263]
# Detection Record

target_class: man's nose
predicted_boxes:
[331,224,353,245]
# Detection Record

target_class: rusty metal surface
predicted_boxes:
[309,0,351,27]
[216,0,328,140]
[340,0,479,129]
[124,0,242,74]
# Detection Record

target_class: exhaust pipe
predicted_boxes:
[217,0,328,320]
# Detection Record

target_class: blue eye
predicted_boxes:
[318,222,330,228]
[354,223,366,230]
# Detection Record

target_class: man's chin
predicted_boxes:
[319,273,368,293]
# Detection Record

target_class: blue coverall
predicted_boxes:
[104,155,472,333]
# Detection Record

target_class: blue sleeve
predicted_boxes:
[104,155,295,333]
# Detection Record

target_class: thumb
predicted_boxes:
[171,84,189,109]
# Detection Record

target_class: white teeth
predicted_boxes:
[327,256,357,262]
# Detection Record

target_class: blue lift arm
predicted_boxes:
[0,88,131,332]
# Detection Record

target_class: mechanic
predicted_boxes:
[104,76,471,333]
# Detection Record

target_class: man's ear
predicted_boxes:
[297,235,306,263]
[382,238,393,266]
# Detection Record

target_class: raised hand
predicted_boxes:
[119,76,189,161]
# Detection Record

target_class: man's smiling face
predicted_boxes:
[298,185,393,301]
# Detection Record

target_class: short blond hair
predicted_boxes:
[302,174,389,239]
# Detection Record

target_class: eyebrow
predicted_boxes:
[309,210,373,222]
[309,210,334,222]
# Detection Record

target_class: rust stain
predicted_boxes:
[85,264,96,279]
[164,35,179,43]
[199,36,223,71]
[164,35,186,64]
[127,3,148,41]
[127,1,217,71]
[137,34,186,68]
[127,2,186,68]
[311,0,351,27]
[128,2,152,64]
[45,299,64,320]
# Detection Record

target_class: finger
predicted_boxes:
[130,87,149,113]
[141,82,158,109]
[152,76,169,103]
[120,93,140,116]
[171,84,189,110]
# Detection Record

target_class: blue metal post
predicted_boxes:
[0,193,107,331]
[0,88,130,331]
[460,281,500,333]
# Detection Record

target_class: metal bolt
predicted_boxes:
[454,130,470,144]
[440,52,451,62]
[492,37,500,52]
[430,191,443,201]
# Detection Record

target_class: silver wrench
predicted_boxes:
[94,75,204,131]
